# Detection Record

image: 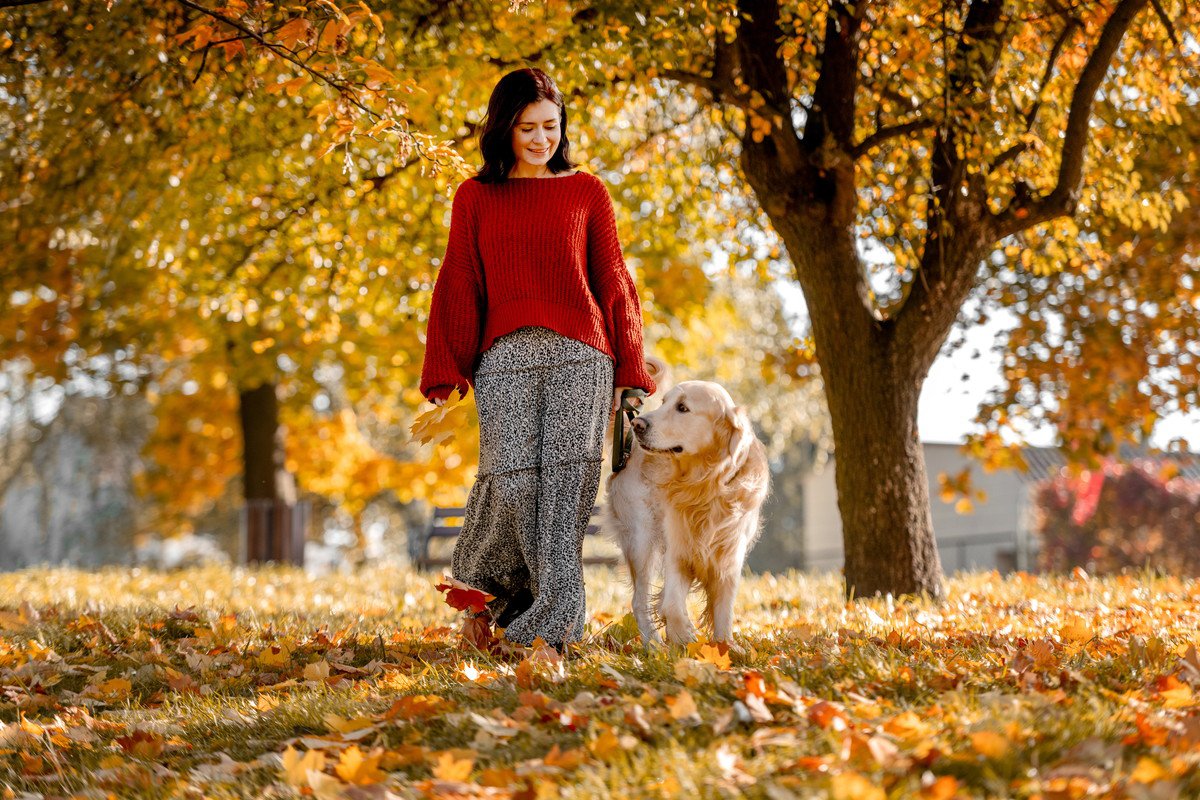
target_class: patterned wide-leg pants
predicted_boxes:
[450,325,614,646]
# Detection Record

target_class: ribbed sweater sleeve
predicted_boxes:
[419,180,484,402]
[586,179,657,394]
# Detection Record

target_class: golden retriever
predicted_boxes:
[603,374,770,647]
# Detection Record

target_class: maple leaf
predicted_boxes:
[335,745,386,785]
[459,613,495,651]
[431,750,474,782]
[280,746,326,787]
[687,639,732,670]
[115,729,165,760]
[408,388,468,447]
[434,575,495,614]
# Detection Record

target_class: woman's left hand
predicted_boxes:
[612,386,641,420]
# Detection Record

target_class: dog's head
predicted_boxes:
[632,380,756,484]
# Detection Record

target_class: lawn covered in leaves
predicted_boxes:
[1,565,1198,799]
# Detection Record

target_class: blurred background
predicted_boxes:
[2,0,1196,579]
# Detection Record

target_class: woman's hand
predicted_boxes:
[611,386,641,420]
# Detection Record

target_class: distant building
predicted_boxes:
[798,442,1200,575]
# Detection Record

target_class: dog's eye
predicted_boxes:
[675,402,688,413]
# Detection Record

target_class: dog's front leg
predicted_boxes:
[709,571,740,644]
[660,557,696,645]
[627,552,663,646]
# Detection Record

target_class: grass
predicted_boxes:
[1,565,1198,799]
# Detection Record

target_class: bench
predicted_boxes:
[410,504,618,570]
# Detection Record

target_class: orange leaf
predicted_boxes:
[335,745,386,785]
[688,640,732,670]
[435,575,495,614]
[432,750,474,782]
[275,17,313,50]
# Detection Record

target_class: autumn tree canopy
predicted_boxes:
[3,0,1196,594]
[1,0,818,548]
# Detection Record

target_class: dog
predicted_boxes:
[603,367,770,647]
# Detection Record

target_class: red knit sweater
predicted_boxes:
[419,171,657,402]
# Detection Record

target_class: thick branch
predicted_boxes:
[993,0,1150,238]
[803,0,862,152]
[733,0,805,175]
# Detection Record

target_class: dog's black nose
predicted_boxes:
[631,417,647,433]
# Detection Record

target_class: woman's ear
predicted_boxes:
[720,406,754,485]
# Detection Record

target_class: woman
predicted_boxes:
[419,68,657,651]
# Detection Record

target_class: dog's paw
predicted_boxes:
[664,625,698,647]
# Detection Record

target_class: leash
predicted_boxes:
[612,388,647,473]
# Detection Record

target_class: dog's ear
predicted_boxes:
[719,406,754,485]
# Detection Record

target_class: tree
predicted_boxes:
[0,1,820,561]
[967,106,1199,467]
[601,0,1197,598]
[7,0,1195,595]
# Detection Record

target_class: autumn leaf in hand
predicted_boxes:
[435,575,495,614]
[409,387,468,447]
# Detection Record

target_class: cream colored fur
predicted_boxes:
[603,366,770,646]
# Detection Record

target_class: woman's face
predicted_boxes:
[510,98,561,170]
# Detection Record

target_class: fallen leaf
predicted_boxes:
[431,750,475,782]
[280,746,326,787]
[335,745,386,785]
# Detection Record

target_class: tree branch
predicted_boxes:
[803,0,862,153]
[990,14,1083,172]
[850,118,936,158]
[992,0,1150,239]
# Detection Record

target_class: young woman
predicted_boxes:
[418,68,657,651]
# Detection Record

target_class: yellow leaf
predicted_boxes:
[324,714,376,735]
[335,745,386,785]
[304,660,331,681]
[1159,683,1194,709]
[432,750,474,782]
[687,640,732,670]
[280,746,326,787]
[1059,619,1094,643]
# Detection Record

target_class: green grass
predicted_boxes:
[1,565,1198,798]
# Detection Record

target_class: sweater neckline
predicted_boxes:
[503,170,585,181]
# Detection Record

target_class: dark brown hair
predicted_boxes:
[474,68,579,184]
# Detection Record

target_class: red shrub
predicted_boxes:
[1035,461,1200,575]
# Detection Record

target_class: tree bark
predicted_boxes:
[822,338,945,599]
[239,381,303,564]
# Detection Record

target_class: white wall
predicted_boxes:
[802,443,1034,573]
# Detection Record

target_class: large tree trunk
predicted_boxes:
[821,340,945,598]
[239,381,304,564]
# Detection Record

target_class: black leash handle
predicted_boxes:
[612,388,647,473]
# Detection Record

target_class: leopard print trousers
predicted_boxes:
[450,325,614,647]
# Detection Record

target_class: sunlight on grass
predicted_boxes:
[1,565,1198,798]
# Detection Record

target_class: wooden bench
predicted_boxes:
[410,504,618,570]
